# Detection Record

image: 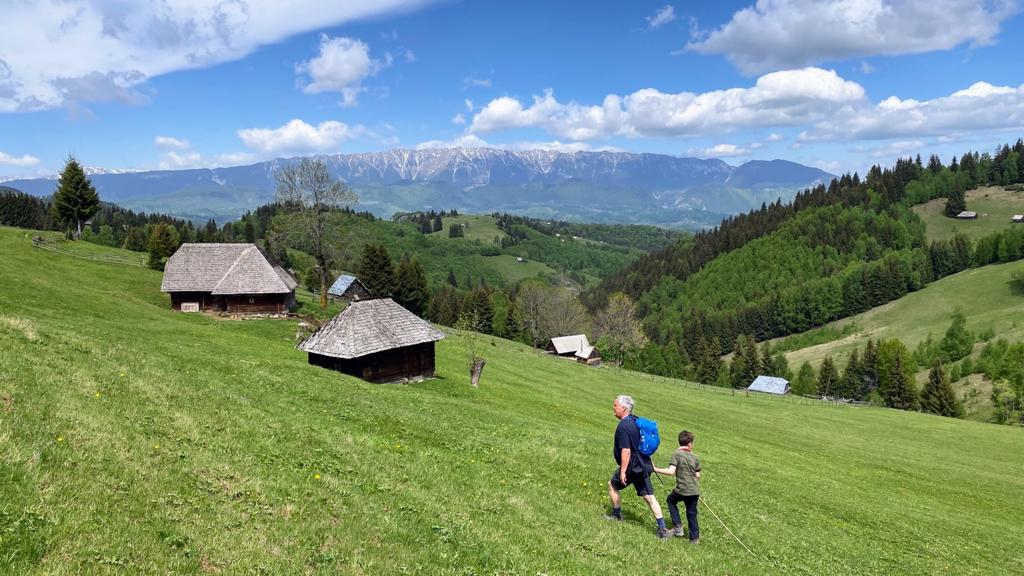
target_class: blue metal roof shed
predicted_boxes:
[327,274,371,300]
[747,375,790,395]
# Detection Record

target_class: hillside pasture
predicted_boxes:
[1,226,1023,575]
[913,185,1024,242]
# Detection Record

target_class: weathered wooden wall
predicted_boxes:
[308,342,436,383]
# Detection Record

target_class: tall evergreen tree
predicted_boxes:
[922,359,965,418]
[944,186,967,217]
[696,337,723,386]
[51,157,100,238]
[792,361,816,396]
[817,356,840,396]
[446,269,458,287]
[463,285,495,334]
[147,224,180,270]
[839,348,862,399]
[940,308,974,362]
[393,255,430,316]
[860,339,880,399]
[358,243,396,297]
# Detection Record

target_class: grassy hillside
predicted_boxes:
[913,186,1024,242]
[1,226,1023,575]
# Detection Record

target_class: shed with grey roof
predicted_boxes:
[747,375,790,395]
[160,243,296,314]
[298,298,445,383]
[327,274,372,301]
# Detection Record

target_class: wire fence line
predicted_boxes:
[524,346,868,408]
[30,235,147,267]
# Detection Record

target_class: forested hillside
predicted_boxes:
[589,139,1024,360]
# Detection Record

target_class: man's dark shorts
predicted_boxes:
[609,469,654,497]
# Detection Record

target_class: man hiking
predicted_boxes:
[606,394,670,539]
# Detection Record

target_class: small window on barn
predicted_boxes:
[249,297,255,304]
[181,302,200,313]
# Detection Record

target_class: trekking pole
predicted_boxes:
[699,496,756,557]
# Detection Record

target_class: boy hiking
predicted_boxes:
[653,430,701,543]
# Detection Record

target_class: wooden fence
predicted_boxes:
[31,235,147,267]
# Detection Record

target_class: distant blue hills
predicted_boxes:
[3,148,834,228]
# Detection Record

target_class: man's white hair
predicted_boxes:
[615,394,634,413]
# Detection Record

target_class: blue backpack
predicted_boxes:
[633,416,660,457]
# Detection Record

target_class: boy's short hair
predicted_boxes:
[678,430,694,446]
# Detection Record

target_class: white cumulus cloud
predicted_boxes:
[452,113,466,125]
[0,0,431,112]
[800,81,1024,141]
[296,36,387,107]
[154,136,191,150]
[238,119,365,155]
[469,67,865,140]
[646,5,677,29]
[689,143,752,158]
[0,151,41,166]
[688,0,1019,74]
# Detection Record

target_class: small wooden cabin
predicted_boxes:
[160,243,296,314]
[956,210,978,220]
[748,375,790,395]
[327,274,372,301]
[298,298,445,383]
[547,334,601,365]
[1012,214,1023,223]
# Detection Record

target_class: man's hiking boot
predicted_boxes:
[656,527,671,540]
[672,525,685,537]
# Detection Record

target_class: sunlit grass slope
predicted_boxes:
[1,226,1022,575]
[913,185,1024,242]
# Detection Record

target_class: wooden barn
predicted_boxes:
[298,298,445,383]
[327,274,372,301]
[160,243,296,314]
[1012,214,1024,223]
[956,210,978,220]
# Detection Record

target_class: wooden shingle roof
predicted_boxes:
[298,298,445,359]
[160,244,292,294]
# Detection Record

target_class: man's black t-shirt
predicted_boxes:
[613,415,651,475]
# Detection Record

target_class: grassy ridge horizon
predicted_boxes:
[1,226,1022,575]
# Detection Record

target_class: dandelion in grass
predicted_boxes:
[314,474,321,480]
[94,392,101,398]
[57,436,64,443]
[153,444,160,450]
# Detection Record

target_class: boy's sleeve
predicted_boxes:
[694,455,701,472]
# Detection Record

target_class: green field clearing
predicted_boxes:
[430,215,507,243]
[914,186,1024,242]
[481,254,556,283]
[1,225,1023,575]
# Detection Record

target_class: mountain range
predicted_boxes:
[2,148,834,228]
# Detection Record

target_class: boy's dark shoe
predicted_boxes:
[656,527,671,540]
[672,525,685,537]
[690,538,700,545]
[602,514,623,522]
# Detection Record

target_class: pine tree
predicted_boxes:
[885,352,919,410]
[839,348,862,399]
[51,156,100,238]
[696,337,723,386]
[817,356,839,396]
[944,187,967,217]
[358,244,396,297]
[147,224,180,270]
[447,269,458,287]
[922,359,965,418]
[393,256,430,316]
[243,219,256,243]
[940,308,974,362]
[792,361,816,395]
[463,286,494,334]
[860,340,880,399]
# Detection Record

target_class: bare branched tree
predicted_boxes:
[275,158,357,308]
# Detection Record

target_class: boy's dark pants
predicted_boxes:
[666,492,700,540]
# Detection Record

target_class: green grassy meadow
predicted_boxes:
[913,186,1024,242]
[2,226,1023,574]
[779,261,1024,371]
[430,215,507,243]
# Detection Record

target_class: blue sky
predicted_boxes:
[1,0,1023,179]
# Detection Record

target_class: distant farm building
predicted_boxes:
[747,375,790,395]
[298,298,445,383]
[160,243,296,314]
[547,334,602,365]
[956,211,978,220]
[1013,214,1024,223]
[327,274,371,301]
